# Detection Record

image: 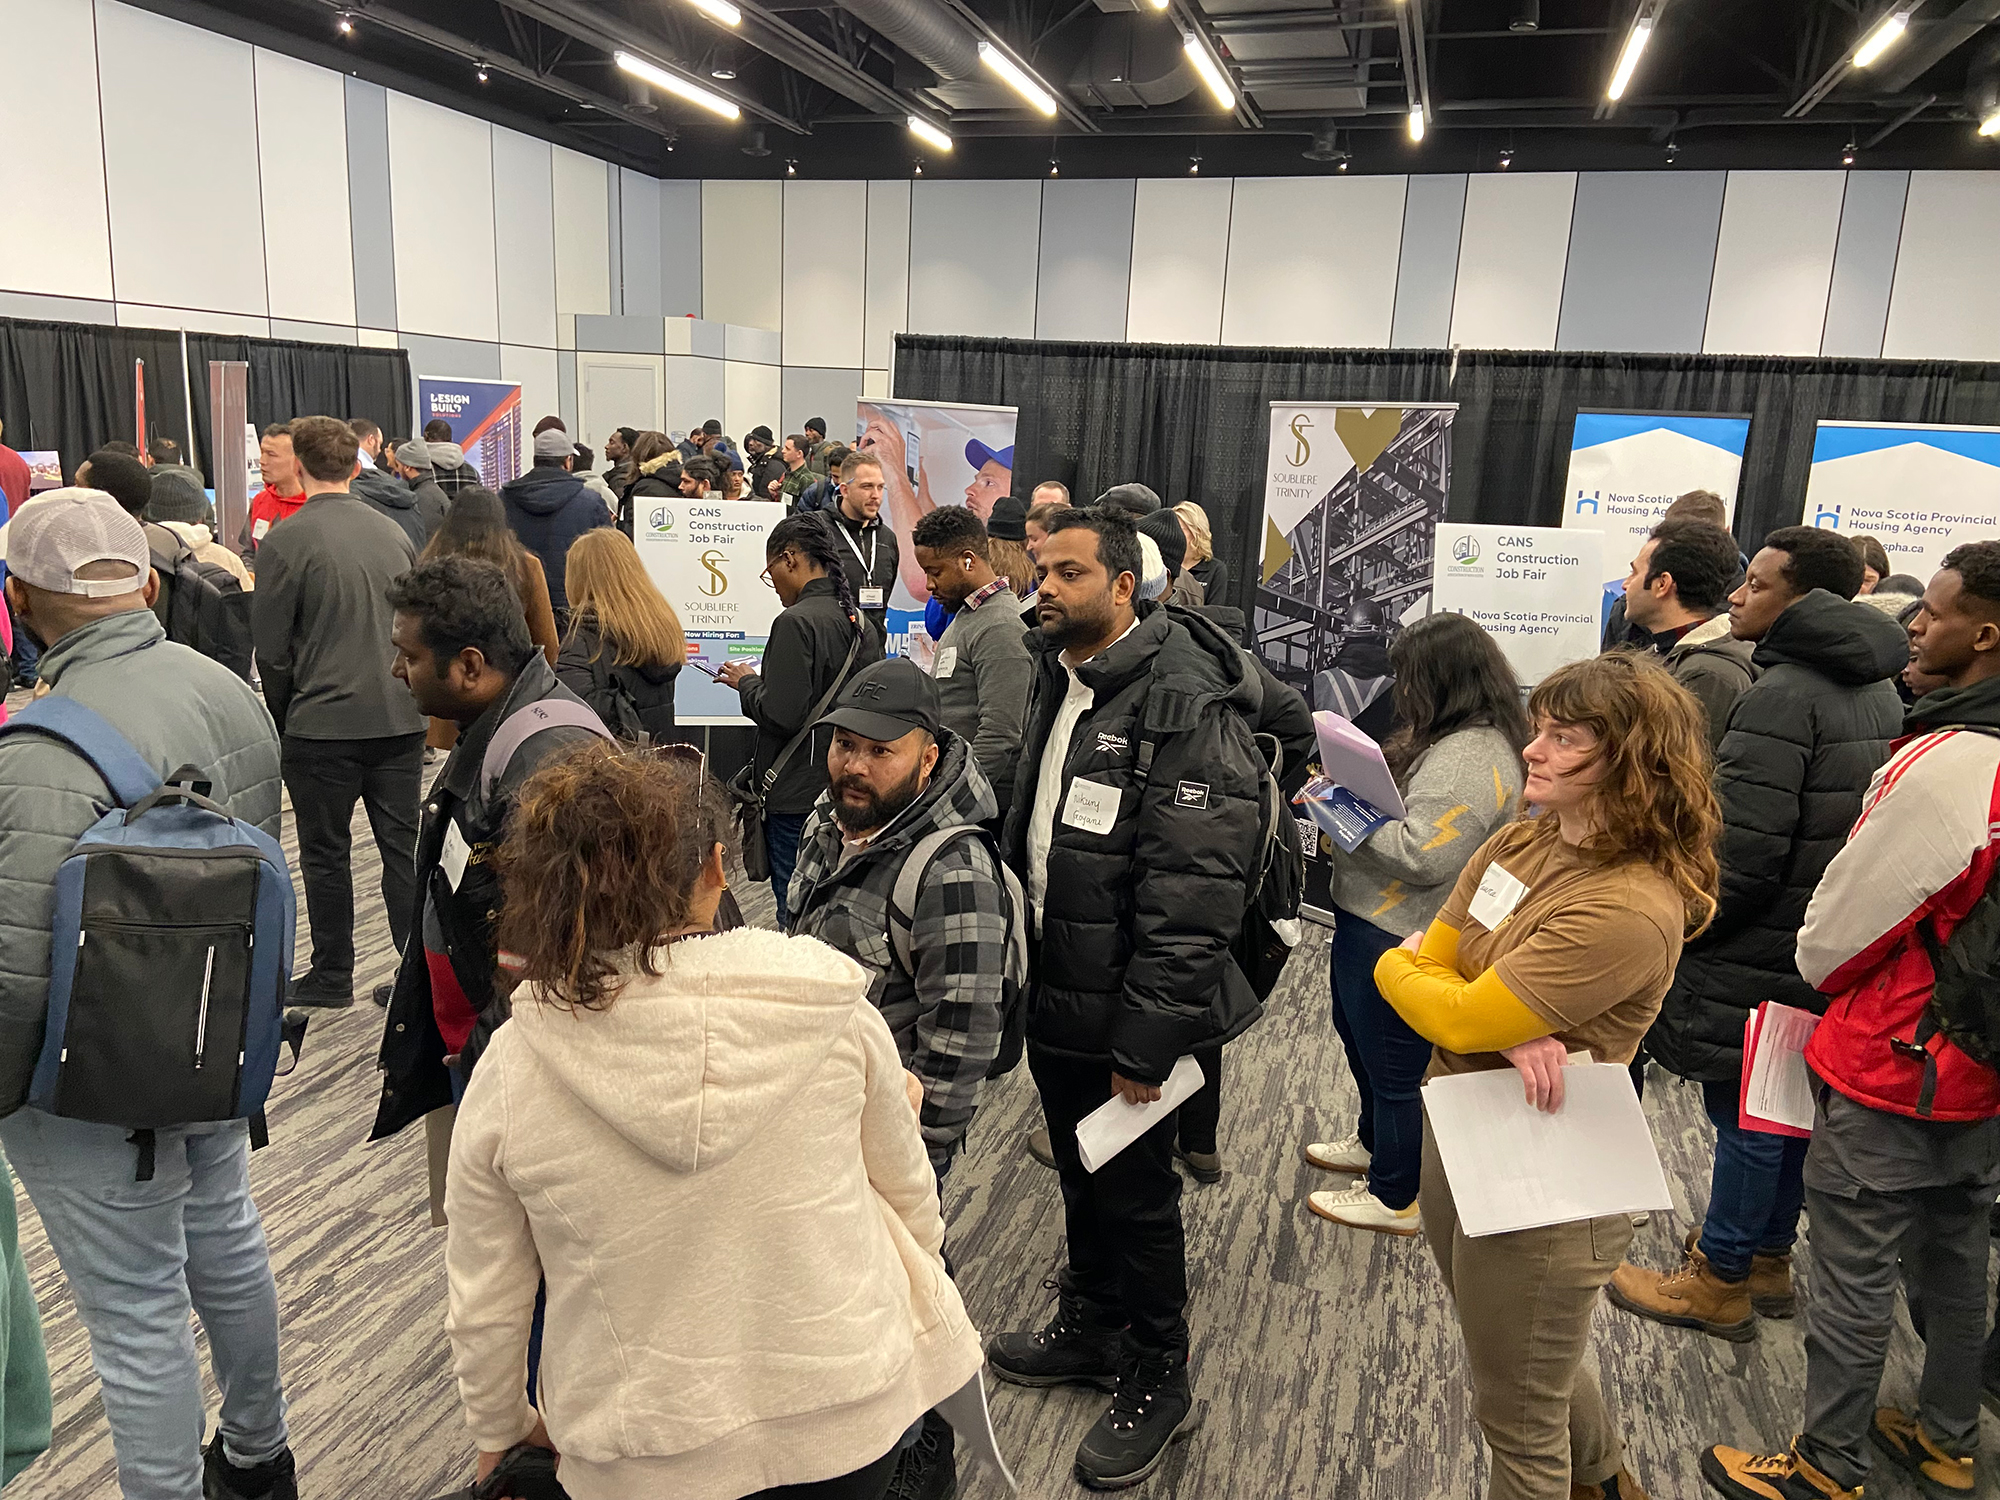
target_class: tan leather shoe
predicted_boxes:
[1872,1406,1975,1497]
[1700,1442,1858,1500]
[1606,1246,1755,1341]
[1681,1227,1796,1318]
[1570,1465,1650,1499]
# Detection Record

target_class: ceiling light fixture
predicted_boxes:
[1852,9,1909,68]
[1049,158,1060,176]
[1145,0,1169,11]
[785,158,797,175]
[1842,137,1858,163]
[615,51,741,119]
[978,40,1058,117]
[711,65,736,79]
[1981,111,2000,137]
[1189,154,1202,175]
[1407,103,1426,142]
[1337,158,1348,171]
[1606,16,1653,101]
[1182,32,1236,110]
[335,10,355,33]
[475,62,490,83]
[1665,139,1680,164]
[686,0,743,26]
[913,159,924,176]
[907,114,954,152]
[1499,146,1514,169]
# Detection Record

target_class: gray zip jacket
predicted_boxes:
[933,588,1032,813]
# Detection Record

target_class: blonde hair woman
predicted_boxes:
[556,528,688,745]
[1172,502,1228,607]
[1372,653,1721,1500]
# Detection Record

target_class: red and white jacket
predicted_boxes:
[1799,724,2000,1121]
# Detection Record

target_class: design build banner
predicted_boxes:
[416,375,523,491]
[1803,421,2000,580]
[854,397,1018,656]
[1433,524,1605,685]
[633,500,786,727]
[1563,411,1750,552]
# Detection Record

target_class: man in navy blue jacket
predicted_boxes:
[499,428,611,624]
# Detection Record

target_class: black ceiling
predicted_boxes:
[140,0,2000,178]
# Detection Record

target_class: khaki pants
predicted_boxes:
[1420,1126,1633,1500]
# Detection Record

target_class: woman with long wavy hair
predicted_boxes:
[557,529,687,745]
[1371,652,1720,1500]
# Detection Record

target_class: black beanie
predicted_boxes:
[1137,508,1187,576]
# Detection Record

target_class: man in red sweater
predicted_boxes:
[242,422,306,564]
[1704,541,2000,1500]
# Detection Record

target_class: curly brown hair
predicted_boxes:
[494,741,735,1011]
[1524,653,1722,937]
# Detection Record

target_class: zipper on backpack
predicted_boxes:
[194,946,215,1068]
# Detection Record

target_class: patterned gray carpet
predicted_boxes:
[4,735,1995,1498]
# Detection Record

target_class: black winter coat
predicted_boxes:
[739,576,885,814]
[829,508,899,635]
[1646,589,1911,1081]
[1192,604,1314,799]
[1000,603,1267,1082]
[555,619,681,744]
[350,466,440,550]
[500,464,611,619]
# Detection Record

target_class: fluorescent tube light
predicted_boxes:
[1980,111,2000,137]
[1182,33,1235,110]
[1407,104,1426,142]
[1853,9,1908,67]
[907,115,954,152]
[615,51,742,119]
[688,0,742,24]
[1145,0,1168,11]
[978,40,1058,116]
[1606,17,1652,101]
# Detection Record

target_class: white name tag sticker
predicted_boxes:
[1466,862,1529,932]
[1061,777,1121,836]
[251,517,271,540]
[859,587,885,608]
[440,820,473,892]
[933,646,958,679]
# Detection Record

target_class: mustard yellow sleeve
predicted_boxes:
[1373,921,1556,1054]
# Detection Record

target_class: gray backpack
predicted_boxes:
[887,825,1031,1078]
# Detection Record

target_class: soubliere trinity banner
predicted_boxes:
[634,500,786,727]
[1802,421,2000,581]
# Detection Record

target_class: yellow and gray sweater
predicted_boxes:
[1329,724,1523,936]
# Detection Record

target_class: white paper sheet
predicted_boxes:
[1745,1002,1820,1133]
[1075,1055,1206,1174]
[1312,711,1407,819]
[937,1370,1018,1492]
[1421,1064,1672,1236]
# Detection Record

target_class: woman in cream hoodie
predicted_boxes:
[444,743,985,1500]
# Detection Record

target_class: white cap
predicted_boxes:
[7,488,150,597]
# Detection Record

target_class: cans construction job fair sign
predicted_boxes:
[1432,524,1603,685]
[634,500,785,727]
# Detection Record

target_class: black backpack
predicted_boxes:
[147,526,253,681]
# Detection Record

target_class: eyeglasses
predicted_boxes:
[759,549,795,588]
[653,741,707,812]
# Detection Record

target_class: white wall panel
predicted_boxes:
[1883,172,2000,361]
[1449,172,1576,351]
[387,92,496,341]
[553,147,611,344]
[619,168,663,318]
[116,303,269,337]
[908,180,1040,339]
[501,344,561,473]
[1702,171,1844,356]
[254,49,354,326]
[1222,176,1405,348]
[725,359,783,443]
[493,129,557,349]
[1128,178,1233,345]
[1036,178,1134,342]
[864,181,912,372]
[97,2,266,315]
[782,180,867,367]
[702,181,783,331]
[0,0,112,300]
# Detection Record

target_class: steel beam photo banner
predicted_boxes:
[1802,421,2000,581]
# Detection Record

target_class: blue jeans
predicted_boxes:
[0,1111,287,1500]
[1698,1077,1808,1281]
[767,811,809,929]
[1327,910,1432,1211]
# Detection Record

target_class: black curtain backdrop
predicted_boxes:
[894,336,2000,607]
[0,317,412,490]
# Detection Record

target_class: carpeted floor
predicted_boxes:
[4,734,1997,1499]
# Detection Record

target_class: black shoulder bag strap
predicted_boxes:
[758,629,864,797]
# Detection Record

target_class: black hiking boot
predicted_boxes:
[986,1277,1124,1391]
[1073,1349,1203,1490]
[886,1410,957,1500]
[202,1437,298,1500]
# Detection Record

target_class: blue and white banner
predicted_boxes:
[1563,411,1750,550]
[1803,421,2000,582]
[415,375,523,490]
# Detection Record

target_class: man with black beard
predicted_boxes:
[784,657,1023,1500]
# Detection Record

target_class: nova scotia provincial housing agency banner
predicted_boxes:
[1802,421,2000,580]
[633,500,786,726]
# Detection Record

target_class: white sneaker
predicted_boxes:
[1302,1133,1371,1174]
[1307,1181,1422,1237]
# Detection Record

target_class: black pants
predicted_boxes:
[281,732,423,982]
[1028,1044,1190,1359]
[745,1445,899,1499]
[1176,1043,1222,1156]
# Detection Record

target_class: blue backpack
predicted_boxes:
[0,697,294,1178]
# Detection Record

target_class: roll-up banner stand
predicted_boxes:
[853,397,1019,659]
[1257,401,1457,923]
[1433,524,1606,686]
[1802,421,2000,581]
[415,376,524,491]
[1562,410,1750,630]
[633,500,787,727]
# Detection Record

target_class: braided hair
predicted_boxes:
[768,512,863,635]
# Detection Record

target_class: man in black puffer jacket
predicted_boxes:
[986,508,1264,1491]
[1612,526,1908,1344]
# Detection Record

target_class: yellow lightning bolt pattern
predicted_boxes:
[1493,765,1508,809]
[1371,881,1407,919]
[1420,804,1470,852]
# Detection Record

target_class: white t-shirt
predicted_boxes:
[1025,619,1139,925]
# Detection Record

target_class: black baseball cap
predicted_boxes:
[817,659,942,744]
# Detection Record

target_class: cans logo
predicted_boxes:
[1451,535,1481,565]
[649,506,676,534]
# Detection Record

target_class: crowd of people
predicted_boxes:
[0,406,1996,1500]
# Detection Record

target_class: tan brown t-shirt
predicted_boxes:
[1427,819,1687,1076]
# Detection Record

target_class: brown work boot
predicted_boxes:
[1571,1466,1650,1499]
[1700,1442,1857,1500]
[1683,1227,1797,1318]
[1607,1246,1755,1341]
[1872,1406,1975,1498]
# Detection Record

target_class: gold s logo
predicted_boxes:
[1287,413,1313,467]
[698,550,729,596]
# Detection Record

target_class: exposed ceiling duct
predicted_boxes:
[1070,14,1196,110]
[832,0,982,81]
